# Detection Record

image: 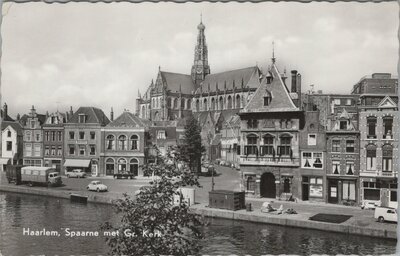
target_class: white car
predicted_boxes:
[375,206,397,223]
[87,181,108,192]
[66,169,86,178]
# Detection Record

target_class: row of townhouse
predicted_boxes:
[238,58,398,207]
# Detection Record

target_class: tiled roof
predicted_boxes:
[161,71,196,94]
[68,107,110,126]
[18,113,47,126]
[241,64,299,113]
[1,110,14,122]
[1,121,23,135]
[107,111,150,128]
[196,66,261,94]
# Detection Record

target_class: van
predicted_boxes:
[374,206,397,223]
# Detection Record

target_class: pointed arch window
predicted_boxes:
[203,98,208,111]
[181,99,185,109]
[118,135,127,150]
[219,96,224,110]
[196,99,200,112]
[236,94,241,108]
[106,135,115,150]
[130,135,139,150]
[227,96,233,109]
[211,98,215,110]
[167,98,172,108]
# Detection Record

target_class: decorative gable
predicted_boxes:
[378,96,397,109]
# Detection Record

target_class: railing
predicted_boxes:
[378,171,397,177]
[360,170,397,178]
[240,155,299,165]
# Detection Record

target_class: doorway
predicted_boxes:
[328,179,339,204]
[260,172,276,198]
[302,177,309,201]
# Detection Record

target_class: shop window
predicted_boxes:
[130,135,138,150]
[366,144,377,171]
[118,135,127,150]
[383,117,393,139]
[342,181,356,201]
[390,191,397,202]
[106,135,115,150]
[332,140,340,152]
[363,182,380,200]
[346,140,355,153]
[308,134,316,145]
[382,145,393,172]
[332,161,340,174]
[309,177,323,198]
[367,117,377,139]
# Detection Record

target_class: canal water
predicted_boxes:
[0,192,397,255]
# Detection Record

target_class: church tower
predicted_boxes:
[191,17,210,87]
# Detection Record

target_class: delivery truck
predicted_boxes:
[6,165,23,185]
[20,166,62,187]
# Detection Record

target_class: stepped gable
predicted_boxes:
[18,113,47,126]
[68,107,110,126]
[242,63,298,113]
[196,66,261,94]
[160,71,196,94]
[107,111,150,128]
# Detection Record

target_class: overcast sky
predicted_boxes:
[1,2,398,118]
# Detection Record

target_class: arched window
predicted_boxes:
[130,158,139,176]
[211,98,215,110]
[117,158,127,173]
[106,135,115,150]
[367,117,377,138]
[154,111,160,121]
[245,134,258,155]
[167,98,172,108]
[105,158,115,175]
[7,130,11,137]
[203,98,208,111]
[130,135,139,150]
[382,145,393,172]
[261,135,274,156]
[196,99,200,111]
[173,98,178,109]
[366,144,377,171]
[236,94,241,108]
[187,99,191,110]
[219,96,224,110]
[227,96,232,109]
[118,135,127,150]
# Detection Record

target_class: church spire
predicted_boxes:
[191,16,210,87]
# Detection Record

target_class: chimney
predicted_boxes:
[296,73,302,109]
[3,103,8,118]
[16,113,20,120]
[110,107,114,121]
[69,106,73,117]
[30,105,36,116]
[291,70,298,92]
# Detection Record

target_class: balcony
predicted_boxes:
[240,155,299,167]
[360,170,397,178]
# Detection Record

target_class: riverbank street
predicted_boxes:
[0,165,396,239]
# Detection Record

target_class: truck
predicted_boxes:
[374,206,397,223]
[20,166,62,187]
[6,165,23,185]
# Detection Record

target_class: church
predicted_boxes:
[135,19,300,165]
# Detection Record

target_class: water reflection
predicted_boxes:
[0,192,397,256]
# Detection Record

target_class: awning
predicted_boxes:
[0,158,10,165]
[64,159,90,168]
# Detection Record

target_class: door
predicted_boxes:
[328,179,338,204]
[260,172,276,198]
[302,183,309,201]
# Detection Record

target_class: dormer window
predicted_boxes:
[78,114,87,123]
[263,90,271,106]
[339,120,348,130]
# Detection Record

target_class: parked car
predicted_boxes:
[200,164,216,176]
[374,206,397,223]
[361,200,381,210]
[87,181,108,192]
[66,169,86,178]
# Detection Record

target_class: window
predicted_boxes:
[345,99,352,106]
[35,133,40,141]
[309,177,323,198]
[245,135,258,155]
[6,141,12,151]
[334,99,341,105]
[69,145,75,155]
[130,158,139,176]
[106,135,115,150]
[390,191,397,203]
[247,119,258,129]
[342,181,356,201]
[57,146,62,156]
[157,131,166,139]
[118,158,127,173]
[339,121,348,130]
[332,160,340,174]
[363,182,380,200]
[382,145,393,172]
[79,131,85,140]
[69,131,75,140]
[30,120,35,128]
[367,117,377,139]
[79,145,85,156]
[51,146,56,156]
[130,135,138,150]
[118,135,127,150]
[261,135,274,156]
[7,130,11,137]
[332,140,340,152]
[245,174,256,192]
[58,131,62,141]
[346,140,354,153]
[302,152,323,169]
[89,145,96,155]
[308,134,316,146]
[383,117,393,139]
[90,132,96,140]
[25,131,32,141]
[366,144,377,171]
[34,144,41,156]
[45,131,49,141]
[106,158,115,175]
[25,144,32,156]
[78,114,86,123]
[263,94,271,106]
[346,162,354,175]
[227,96,232,109]
[50,131,55,141]
[279,136,292,156]
[45,146,50,156]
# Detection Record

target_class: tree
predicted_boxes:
[102,148,203,256]
[180,114,205,173]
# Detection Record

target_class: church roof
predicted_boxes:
[241,63,299,113]
[107,111,150,128]
[196,66,261,94]
[160,71,196,94]
[68,107,110,126]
